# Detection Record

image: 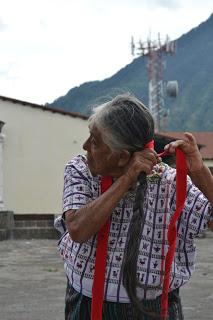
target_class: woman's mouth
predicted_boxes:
[86,154,93,165]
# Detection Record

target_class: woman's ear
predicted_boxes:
[118,149,131,167]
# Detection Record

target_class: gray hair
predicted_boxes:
[89,94,154,152]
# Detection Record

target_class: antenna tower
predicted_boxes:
[131,34,178,132]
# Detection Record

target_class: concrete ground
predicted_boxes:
[0,233,213,320]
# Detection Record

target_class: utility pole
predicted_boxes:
[131,34,178,132]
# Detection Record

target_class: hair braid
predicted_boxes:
[122,173,160,318]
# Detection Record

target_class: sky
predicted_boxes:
[0,0,212,105]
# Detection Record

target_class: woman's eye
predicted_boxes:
[91,137,97,146]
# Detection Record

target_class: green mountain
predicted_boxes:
[48,13,213,131]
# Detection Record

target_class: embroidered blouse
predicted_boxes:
[57,155,212,302]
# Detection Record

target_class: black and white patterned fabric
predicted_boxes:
[56,155,212,302]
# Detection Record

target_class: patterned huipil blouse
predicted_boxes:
[57,155,212,302]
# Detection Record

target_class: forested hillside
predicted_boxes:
[48,13,213,131]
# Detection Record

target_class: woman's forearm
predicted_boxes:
[65,174,133,243]
[188,164,213,206]
[65,148,159,243]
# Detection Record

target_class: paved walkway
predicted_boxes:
[0,233,213,320]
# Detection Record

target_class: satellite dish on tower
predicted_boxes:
[166,81,178,98]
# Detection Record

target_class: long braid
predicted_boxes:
[122,173,148,314]
[122,173,160,318]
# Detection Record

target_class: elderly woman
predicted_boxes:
[56,94,213,320]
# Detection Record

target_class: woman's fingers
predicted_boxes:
[164,132,198,154]
[124,149,159,183]
[132,149,159,174]
[164,139,185,153]
[184,132,196,144]
[163,132,204,172]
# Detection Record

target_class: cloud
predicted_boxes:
[0,0,212,105]
[39,18,48,30]
[145,0,180,9]
[0,59,18,79]
[0,18,7,31]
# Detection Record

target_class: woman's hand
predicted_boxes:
[123,148,160,184]
[164,132,213,226]
[164,132,203,173]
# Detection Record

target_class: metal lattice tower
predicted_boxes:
[131,34,177,132]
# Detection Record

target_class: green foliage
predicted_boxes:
[48,14,213,131]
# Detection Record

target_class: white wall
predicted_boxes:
[0,99,89,214]
[0,132,4,210]
[204,160,213,173]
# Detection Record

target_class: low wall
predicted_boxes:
[0,212,59,240]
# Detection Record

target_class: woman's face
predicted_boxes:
[83,125,122,176]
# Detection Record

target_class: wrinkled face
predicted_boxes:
[83,125,122,176]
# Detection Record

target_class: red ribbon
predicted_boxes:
[91,141,187,320]
[160,148,187,320]
[91,176,113,320]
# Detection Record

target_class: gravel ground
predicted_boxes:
[0,233,213,320]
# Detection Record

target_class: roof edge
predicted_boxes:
[0,95,88,120]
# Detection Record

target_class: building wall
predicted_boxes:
[0,100,89,214]
[205,160,213,173]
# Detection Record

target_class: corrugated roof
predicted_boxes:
[0,95,88,120]
[158,132,213,160]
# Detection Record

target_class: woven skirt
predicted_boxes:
[65,281,184,320]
